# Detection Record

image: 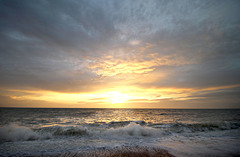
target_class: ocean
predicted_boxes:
[0,108,240,157]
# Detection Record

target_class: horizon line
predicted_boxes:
[0,107,239,110]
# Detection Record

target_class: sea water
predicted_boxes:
[0,108,239,156]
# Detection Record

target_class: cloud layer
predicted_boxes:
[0,0,240,108]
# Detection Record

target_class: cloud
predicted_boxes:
[86,44,194,77]
[0,0,240,107]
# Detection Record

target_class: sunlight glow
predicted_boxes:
[5,84,239,108]
[105,91,129,104]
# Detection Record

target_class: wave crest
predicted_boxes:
[1,121,239,142]
[104,122,159,137]
[0,124,40,142]
[53,126,90,136]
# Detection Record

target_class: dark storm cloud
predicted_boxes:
[0,0,116,52]
[131,0,240,90]
[0,0,117,92]
[0,0,240,96]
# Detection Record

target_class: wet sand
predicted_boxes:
[39,146,175,157]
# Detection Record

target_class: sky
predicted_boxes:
[0,0,240,108]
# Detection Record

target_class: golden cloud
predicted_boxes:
[87,44,193,77]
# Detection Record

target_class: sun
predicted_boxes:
[106,91,129,104]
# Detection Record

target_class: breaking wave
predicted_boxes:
[104,122,159,137]
[0,124,50,142]
[0,123,158,142]
[1,121,239,142]
[151,121,240,133]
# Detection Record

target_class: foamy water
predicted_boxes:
[0,108,240,156]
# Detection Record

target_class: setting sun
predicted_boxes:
[105,91,129,104]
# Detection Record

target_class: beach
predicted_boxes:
[40,146,174,157]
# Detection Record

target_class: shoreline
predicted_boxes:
[37,146,175,157]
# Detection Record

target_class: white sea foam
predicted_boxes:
[0,124,39,141]
[0,122,160,142]
[104,122,160,137]
[38,122,160,138]
[1,121,239,143]
[0,124,51,142]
